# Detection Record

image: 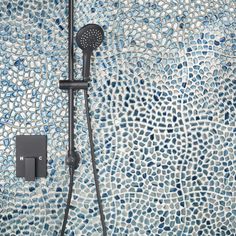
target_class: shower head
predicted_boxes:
[76,24,104,51]
[76,24,104,79]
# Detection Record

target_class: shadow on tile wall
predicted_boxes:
[0,0,236,235]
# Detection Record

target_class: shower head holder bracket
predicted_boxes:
[59,80,88,90]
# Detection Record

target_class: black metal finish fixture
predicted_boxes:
[59,0,79,235]
[59,80,88,90]
[76,23,107,236]
[76,24,104,79]
[66,0,80,170]
[59,0,106,235]
[16,135,47,181]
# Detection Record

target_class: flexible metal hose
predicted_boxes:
[60,167,75,236]
[60,91,107,236]
[84,90,107,236]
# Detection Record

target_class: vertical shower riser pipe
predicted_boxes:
[68,0,74,156]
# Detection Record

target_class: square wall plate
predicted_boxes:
[16,135,47,178]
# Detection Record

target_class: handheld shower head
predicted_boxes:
[76,24,104,51]
[76,24,104,78]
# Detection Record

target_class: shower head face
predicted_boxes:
[76,24,104,52]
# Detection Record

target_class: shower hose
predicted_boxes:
[60,90,107,236]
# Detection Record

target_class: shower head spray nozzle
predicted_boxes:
[76,24,104,51]
[76,24,104,78]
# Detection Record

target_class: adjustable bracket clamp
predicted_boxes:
[59,80,88,90]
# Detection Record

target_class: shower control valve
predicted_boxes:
[16,135,47,182]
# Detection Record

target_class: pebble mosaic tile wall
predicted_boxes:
[0,0,236,235]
